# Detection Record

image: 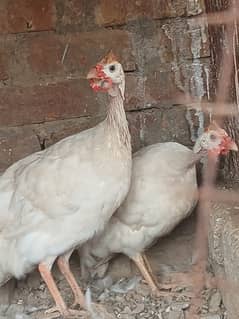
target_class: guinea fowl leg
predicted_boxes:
[141,253,176,290]
[132,254,192,297]
[132,253,167,295]
[38,262,81,318]
[57,250,85,308]
[140,254,160,289]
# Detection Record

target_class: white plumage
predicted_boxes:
[0,51,131,317]
[81,123,237,293]
[84,142,197,258]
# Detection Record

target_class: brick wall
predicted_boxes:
[0,0,211,172]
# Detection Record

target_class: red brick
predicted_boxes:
[0,116,110,172]
[95,0,192,26]
[95,1,139,26]
[126,107,191,152]
[145,69,182,105]
[27,34,64,76]
[0,53,9,81]
[64,30,136,74]
[126,112,142,152]
[125,74,144,111]
[33,116,105,148]
[0,0,56,34]
[140,107,191,147]
[0,79,106,126]
[8,30,135,86]
[0,126,40,172]
[58,0,84,26]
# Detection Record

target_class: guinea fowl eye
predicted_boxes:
[210,134,217,141]
[109,65,115,72]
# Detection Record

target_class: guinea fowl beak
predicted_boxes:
[228,139,238,151]
[87,68,97,80]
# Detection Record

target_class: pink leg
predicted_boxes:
[57,251,85,308]
[38,261,83,318]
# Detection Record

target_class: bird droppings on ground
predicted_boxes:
[0,217,227,319]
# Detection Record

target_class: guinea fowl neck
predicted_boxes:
[184,147,207,170]
[106,88,131,151]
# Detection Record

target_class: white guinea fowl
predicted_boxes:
[80,122,237,293]
[0,51,131,317]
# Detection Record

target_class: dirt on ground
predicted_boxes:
[0,214,226,319]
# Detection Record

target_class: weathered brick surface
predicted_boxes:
[126,112,142,152]
[0,126,40,172]
[0,79,106,126]
[0,72,146,128]
[0,0,56,34]
[0,116,107,172]
[33,116,104,149]
[57,0,205,29]
[142,18,210,105]
[0,0,210,172]
[127,106,191,153]
[125,74,145,111]
[95,0,194,26]
[0,74,144,129]
[3,30,135,86]
[141,107,191,146]
[0,103,191,172]
[0,53,9,81]
[0,112,143,172]
[145,59,211,105]
[55,0,98,32]
[143,18,210,64]
[56,0,84,27]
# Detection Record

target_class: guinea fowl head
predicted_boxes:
[193,121,238,156]
[87,51,125,99]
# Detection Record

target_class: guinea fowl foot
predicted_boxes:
[132,253,159,292]
[132,253,183,297]
[131,253,196,298]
